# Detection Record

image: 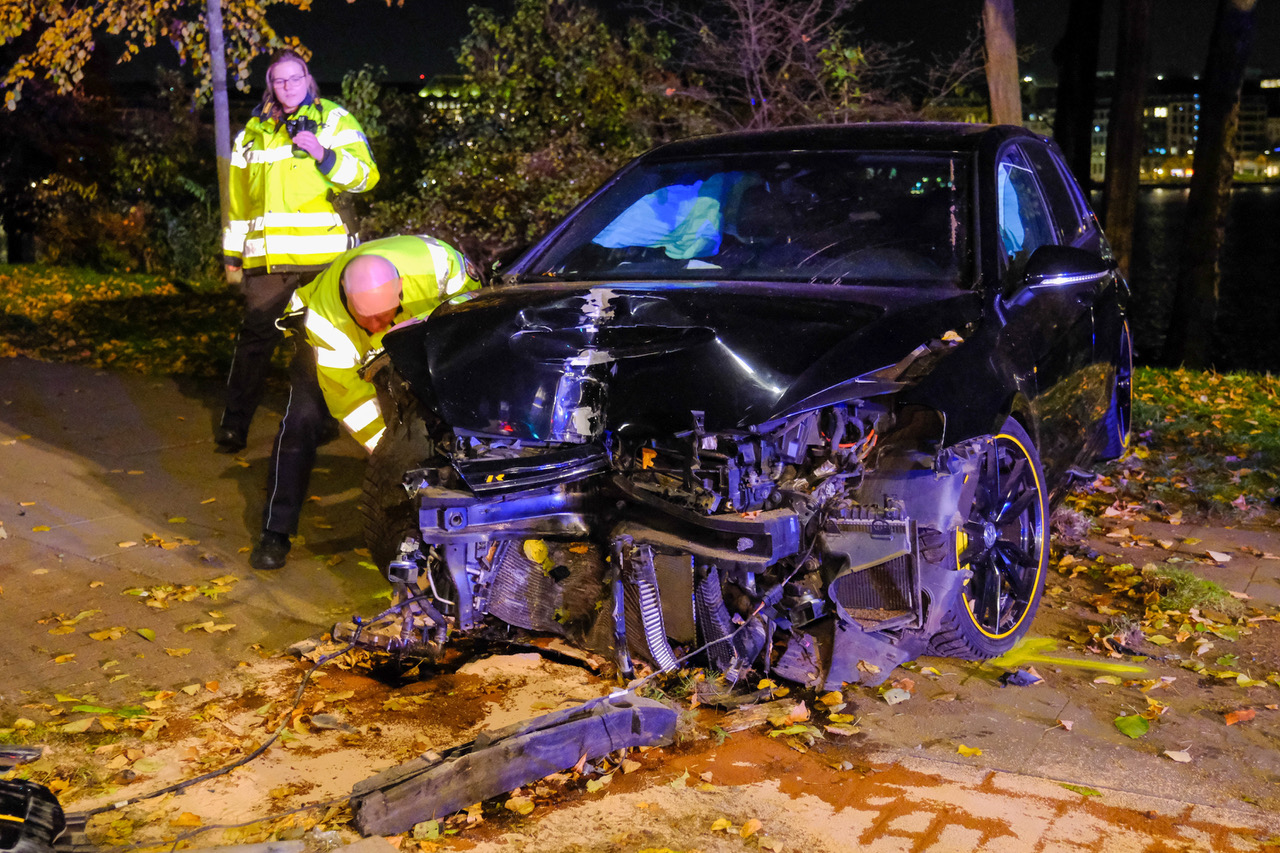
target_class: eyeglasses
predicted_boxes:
[272,75,306,87]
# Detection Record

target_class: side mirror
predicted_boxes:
[1023,244,1113,290]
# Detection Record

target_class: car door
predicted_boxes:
[993,141,1098,488]
[1020,138,1124,448]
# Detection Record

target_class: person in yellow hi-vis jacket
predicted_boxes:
[250,234,481,570]
[215,49,379,454]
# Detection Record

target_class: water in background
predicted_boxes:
[1125,184,1280,372]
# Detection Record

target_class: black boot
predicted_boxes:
[249,531,291,570]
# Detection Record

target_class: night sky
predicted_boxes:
[271,0,1280,86]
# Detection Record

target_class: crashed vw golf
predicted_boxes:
[357,123,1132,689]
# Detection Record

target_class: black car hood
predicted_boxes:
[384,280,981,441]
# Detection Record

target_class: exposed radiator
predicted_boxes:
[829,554,914,627]
[694,566,738,674]
[486,542,564,635]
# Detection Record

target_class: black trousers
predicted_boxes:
[220,270,316,441]
[262,330,332,536]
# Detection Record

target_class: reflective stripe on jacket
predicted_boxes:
[222,97,379,273]
[286,235,482,452]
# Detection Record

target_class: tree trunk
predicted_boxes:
[207,0,232,234]
[1162,0,1258,368]
[1052,0,1103,190]
[1101,0,1151,280]
[983,0,1021,126]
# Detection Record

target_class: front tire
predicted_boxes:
[929,418,1048,659]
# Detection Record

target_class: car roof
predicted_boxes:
[640,122,1042,161]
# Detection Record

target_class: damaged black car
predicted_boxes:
[353,122,1132,690]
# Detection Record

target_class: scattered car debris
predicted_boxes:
[350,692,676,836]
[999,667,1045,687]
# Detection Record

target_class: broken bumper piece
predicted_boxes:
[350,691,677,836]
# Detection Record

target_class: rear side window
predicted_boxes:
[1020,141,1089,245]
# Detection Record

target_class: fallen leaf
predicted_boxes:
[504,796,534,815]
[710,818,734,832]
[1057,719,1074,731]
[200,498,217,504]
[61,718,93,733]
[1224,708,1256,726]
[1164,750,1192,763]
[818,691,844,707]
[136,628,155,642]
[882,688,911,705]
[164,648,191,657]
[1060,783,1102,797]
[1093,675,1123,685]
[957,744,983,757]
[1206,550,1231,563]
[53,654,75,664]
[170,813,202,828]
[32,525,50,532]
[1114,715,1150,739]
[740,818,762,839]
[117,541,136,549]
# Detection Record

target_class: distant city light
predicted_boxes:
[1022,76,1032,83]
[1154,106,1168,118]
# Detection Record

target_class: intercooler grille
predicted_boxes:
[830,555,913,626]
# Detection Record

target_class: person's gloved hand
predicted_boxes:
[225,264,243,286]
[290,130,325,161]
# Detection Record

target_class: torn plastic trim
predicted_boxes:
[452,443,610,495]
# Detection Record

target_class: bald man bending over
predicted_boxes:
[251,234,481,570]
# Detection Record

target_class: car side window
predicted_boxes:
[996,146,1055,273]
[1020,141,1088,246]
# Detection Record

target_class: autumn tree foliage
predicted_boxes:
[0,0,305,108]
[361,0,715,265]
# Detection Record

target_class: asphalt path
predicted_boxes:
[2,356,1278,852]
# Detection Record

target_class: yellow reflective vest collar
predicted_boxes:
[222,97,379,273]
[288,235,482,452]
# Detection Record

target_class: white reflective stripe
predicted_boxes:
[315,347,359,369]
[444,270,469,296]
[342,398,381,432]
[222,224,248,253]
[243,237,265,257]
[254,211,345,229]
[428,243,450,292]
[329,152,360,187]
[245,147,296,164]
[362,428,385,453]
[288,292,305,313]
[229,148,248,168]
[305,311,361,369]
[327,128,365,147]
[259,233,351,254]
